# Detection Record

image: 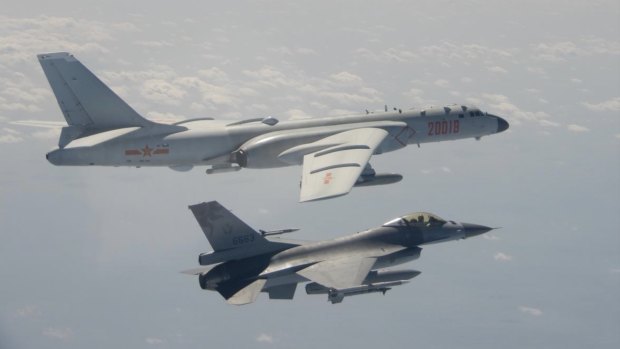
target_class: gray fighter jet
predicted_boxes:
[39,52,509,201]
[183,201,493,304]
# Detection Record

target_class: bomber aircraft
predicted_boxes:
[183,201,493,304]
[39,52,509,201]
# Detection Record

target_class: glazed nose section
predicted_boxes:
[496,116,509,133]
[462,223,493,238]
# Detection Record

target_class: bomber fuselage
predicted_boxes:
[46,105,508,169]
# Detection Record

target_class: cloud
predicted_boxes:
[175,76,240,107]
[242,66,294,87]
[494,252,513,262]
[519,306,543,317]
[534,41,580,61]
[582,97,620,112]
[15,305,40,318]
[32,128,61,140]
[330,71,363,84]
[140,79,187,106]
[319,91,381,105]
[566,124,590,133]
[256,333,274,344]
[526,66,547,76]
[286,109,313,120]
[480,94,557,127]
[198,67,230,83]
[533,38,620,62]
[134,40,173,48]
[145,337,164,345]
[0,127,24,143]
[145,111,187,123]
[483,234,500,241]
[354,47,417,63]
[434,79,450,88]
[488,66,508,74]
[418,42,515,62]
[42,327,74,340]
[0,15,135,65]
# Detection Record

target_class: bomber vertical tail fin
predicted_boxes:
[37,52,155,146]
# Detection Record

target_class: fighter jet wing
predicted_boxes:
[297,256,377,290]
[298,128,389,202]
[219,279,267,305]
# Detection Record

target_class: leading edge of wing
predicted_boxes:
[298,127,389,202]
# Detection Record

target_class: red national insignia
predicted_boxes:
[141,145,153,157]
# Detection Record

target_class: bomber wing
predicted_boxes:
[297,256,377,290]
[296,128,389,202]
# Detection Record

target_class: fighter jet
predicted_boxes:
[39,52,509,202]
[182,201,493,304]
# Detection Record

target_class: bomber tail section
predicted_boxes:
[37,52,156,147]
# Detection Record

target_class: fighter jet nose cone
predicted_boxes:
[497,117,509,133]
[462,223,493,238]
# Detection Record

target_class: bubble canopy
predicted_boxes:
[383,212,447,227]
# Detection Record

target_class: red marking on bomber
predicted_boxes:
[142,145,153,157]
[124,149,141,156]
[153,148,170,155]
[323,172,333,184]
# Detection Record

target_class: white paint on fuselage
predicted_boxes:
[48,105,502,167]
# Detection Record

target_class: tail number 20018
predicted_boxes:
[428,120,460,136]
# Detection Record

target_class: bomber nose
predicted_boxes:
[462,223,493,238]
[496,117,509,133]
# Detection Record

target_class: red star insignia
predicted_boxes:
[142,145,153,157]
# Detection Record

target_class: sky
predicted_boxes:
[1,0,619,348]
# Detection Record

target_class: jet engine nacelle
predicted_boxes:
[199,268,231,290]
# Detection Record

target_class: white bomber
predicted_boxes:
[39,52,509,202]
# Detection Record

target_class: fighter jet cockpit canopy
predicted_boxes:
[383,212,447,227]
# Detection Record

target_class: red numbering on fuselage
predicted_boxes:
[428,120,459,136]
